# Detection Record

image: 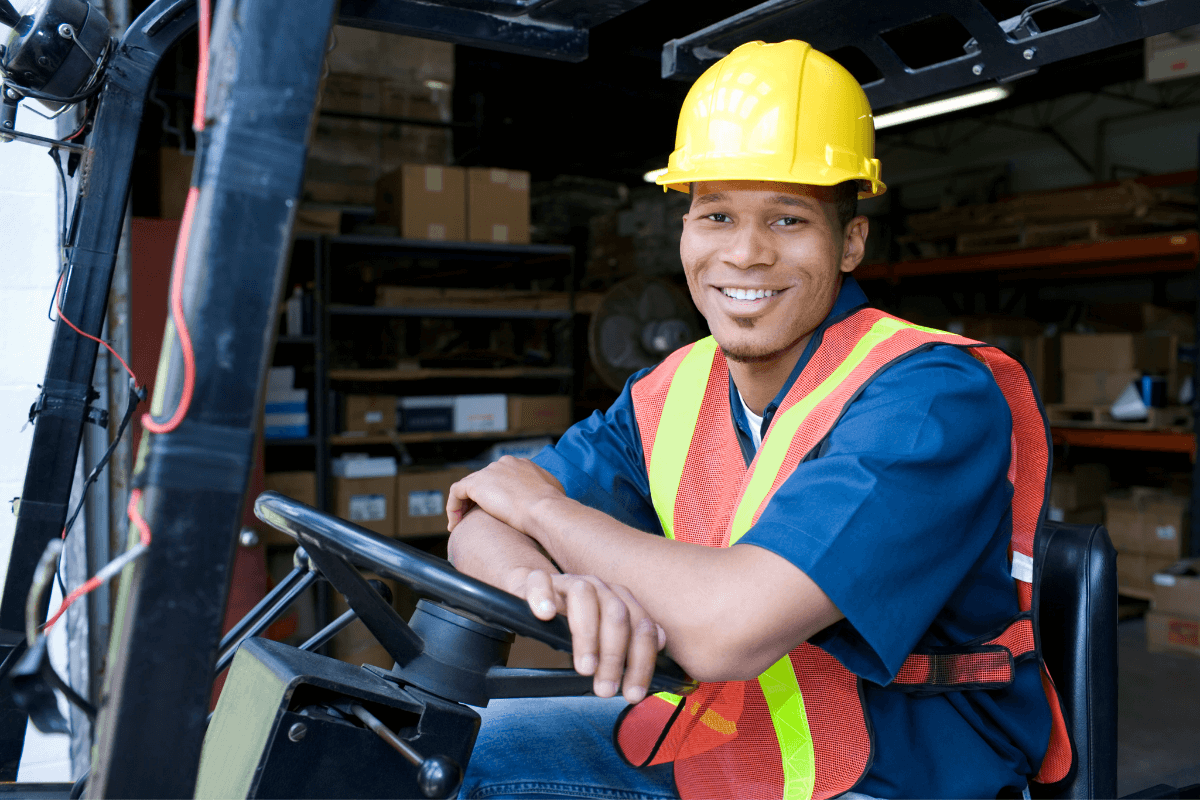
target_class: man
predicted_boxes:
[447,40,1067,799]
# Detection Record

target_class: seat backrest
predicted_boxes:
[1032,520,1118,800]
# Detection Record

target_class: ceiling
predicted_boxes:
[450,1,1158,186]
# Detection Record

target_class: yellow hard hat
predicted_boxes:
[657,40,885,199]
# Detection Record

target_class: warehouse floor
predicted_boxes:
[1118,616,1200,796]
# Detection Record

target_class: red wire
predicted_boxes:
[54,272,140,388]
[142,0,209,435]
[42,574,103,631]
[128,488,151,547]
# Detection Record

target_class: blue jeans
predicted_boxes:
[457,697,890,800]
[458,696,677,799]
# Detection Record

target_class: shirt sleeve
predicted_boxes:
[736,345,1016,685]
[532,368,663,535]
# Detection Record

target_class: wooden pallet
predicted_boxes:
[1045,403,1192,431]
[955,219,1103,255]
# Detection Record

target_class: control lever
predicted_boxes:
[348,703,460,799]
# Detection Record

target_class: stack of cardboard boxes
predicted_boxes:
[374,164,531,244]
[1048,464,1108,525]
[1146,559,1200,658]
[1103,487,1190,596]
[1060,332,1178,407]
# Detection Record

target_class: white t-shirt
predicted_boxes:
[738,391,764,451]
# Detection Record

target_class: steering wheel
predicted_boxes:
[253,490,695,699]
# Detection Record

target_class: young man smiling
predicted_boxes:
[447,40,1065,800]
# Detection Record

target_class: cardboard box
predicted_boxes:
[1050,464,1110,512]
[395,467,473,537]
[467,167,531,244]
[1103,488,1189,558]
[1061,370,1140,406]
[1150,559,1200,616]
[1060,332,1175,373]
[375,164,466,241]
[331,575,402,669]
[343,394,397,435]
[293,209,341,235]
[398,396,455,432]
[333,476,395,537]
[319,73,382,115]
[1117,552,1177,594]
[507,396,572,433]
[508,635,573,669]
[1023,335,1061,404]
[1046,506,1103,525]
[1145,611,1200,659]
[454,394,507,433]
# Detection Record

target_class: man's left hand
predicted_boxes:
[446,456,565,533]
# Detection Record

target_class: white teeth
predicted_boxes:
[722,288,778,300]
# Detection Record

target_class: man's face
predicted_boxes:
[680,180,867,364]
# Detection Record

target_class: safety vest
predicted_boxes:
[614,308,1074,800]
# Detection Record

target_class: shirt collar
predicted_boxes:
[728,275,870,451]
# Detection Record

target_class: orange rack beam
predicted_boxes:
[1051,427,1196,457]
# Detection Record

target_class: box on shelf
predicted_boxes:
[454,394,507,433]
[319,73,382,115]
[1145,610,1200,659]
[262,471,318,545]
[342,394,397,436]
[375,286,570,311]
[1061,370,1140,406]
[1117,552,1177,594]
[1103,488,1189,559]
[1049,464,1110,513]
[484,437,554,463]
[467,167,531,244]
[507,396,572,434]
[293,209,342,235]
[396,467,472,537]
[398,396,455,433]
[1151,558,1200,616]
[332,454,397,479]
[508,635,573,669]
[1060,332,1176,373]
[375,164,466,241]
[1046,506,1103,525]
[264,412,309,440]
[333,475,395,536]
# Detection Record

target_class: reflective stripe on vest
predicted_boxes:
[623,309,1073,800]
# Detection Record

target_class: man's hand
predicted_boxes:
[505,566,667,704]
[446,456,565,533]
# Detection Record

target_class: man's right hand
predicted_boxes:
[506,567,668,705]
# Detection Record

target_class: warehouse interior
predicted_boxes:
[1,0,1200,796]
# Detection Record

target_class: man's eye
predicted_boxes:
[706,213,731,223]
[776,216,803,226]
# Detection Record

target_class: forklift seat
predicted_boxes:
[1032,519,1118,800]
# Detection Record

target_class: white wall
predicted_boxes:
[0,104,74,781]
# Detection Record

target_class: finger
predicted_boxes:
[523,569,558,620]
[444,478,477,531]
[611,585,658,704]
[586,578,631,700]
[560,577,601,679]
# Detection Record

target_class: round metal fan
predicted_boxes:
[588,277,703,392]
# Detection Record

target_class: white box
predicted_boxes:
[332,454,398,478]
[453,394,507,433]
[484,437,553,463]
[1146,26,1200,83]
[267,365,296,392]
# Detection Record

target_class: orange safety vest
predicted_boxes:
[614,308,1074,800]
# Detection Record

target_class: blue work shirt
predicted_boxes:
[533,275,1051,799]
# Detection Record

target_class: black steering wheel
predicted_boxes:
[253,490,695,701]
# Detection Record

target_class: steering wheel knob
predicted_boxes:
[417,754,460,799]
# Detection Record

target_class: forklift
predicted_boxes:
[1,0,1198,797]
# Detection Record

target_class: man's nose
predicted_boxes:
[720,222,776,270]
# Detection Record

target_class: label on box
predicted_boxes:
[428,223,446,240]
[1156,525,1178,541]
[491,223,509,242]
[490,169,508,184]
[365,411,383,424]
[349,494,387,521]
[425,166,443,192]
[1154,574,1177,587]
[1169,619,1200,647]
[407,490,444,518]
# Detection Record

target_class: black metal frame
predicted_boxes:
[662,0,1200,110]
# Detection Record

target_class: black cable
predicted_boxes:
[49,147,68,247]
[55,382,145,596]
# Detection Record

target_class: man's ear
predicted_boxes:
[840,216,869,273]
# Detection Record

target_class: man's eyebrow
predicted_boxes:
[692,192,727,207]
[770,194,817,208]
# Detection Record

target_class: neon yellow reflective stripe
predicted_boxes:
[730,317,917,543]
[653,691,683,706]
[648,338,718,540]
[758,655,815,800]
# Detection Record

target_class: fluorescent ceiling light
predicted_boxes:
[643,167,668,183]
[874,85,1012,130]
